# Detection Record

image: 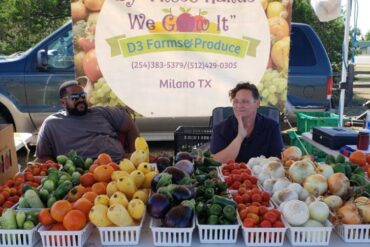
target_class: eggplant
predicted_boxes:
[175,151,193,163]
[163,200,194,227]
[174,159,194,175]
[158,184,194,204]
[151,173,172,192]
[156,156,172,173]
[147,193,171,219]
[163,167,192,185]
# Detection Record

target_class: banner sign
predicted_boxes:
[71,0,292,116]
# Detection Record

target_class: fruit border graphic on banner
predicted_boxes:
[71,0,292,116]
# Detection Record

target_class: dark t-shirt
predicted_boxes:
[210,113,284,162]
[36,106,126,162]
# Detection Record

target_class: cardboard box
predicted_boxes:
[0,124,18,183]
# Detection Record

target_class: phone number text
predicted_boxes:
[131,61,238,70]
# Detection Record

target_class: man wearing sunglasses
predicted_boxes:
[35,80,140,162]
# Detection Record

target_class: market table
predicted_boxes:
[14,132,33,151]
[32,216,370,247]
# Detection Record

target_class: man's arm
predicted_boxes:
[120,111,140,157]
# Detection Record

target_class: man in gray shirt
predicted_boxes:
[36,80,139,162]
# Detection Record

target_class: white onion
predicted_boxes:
[272,188,298,205]
[323,195,343,211]
[315,164,334,179]
[272,178,291,193]
[257,172,270,183]
[303,174,328,196]
[263,178,277,194]
[327,173,350,198]
[303,219,324,227]
[299,188,310,201]
[287,183,303,195]
[305,195,316,206]
[282,200,310,226]
[262,161,285,178]
[252,164,263,175]
[289,160,316,184]
[308,200,330,223]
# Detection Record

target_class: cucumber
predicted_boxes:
[18,196,30,208]
[56,154,68,165]
[2,208,17,229]
[24,190,45,208]
[71,155,85,169]
[54,180,73,199]
[71,172,81,185]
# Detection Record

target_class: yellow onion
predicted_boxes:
[336,202,362,224]
[327,173,350,198]
[303,174,328,196]
[282,146,302,162]
[354,197,370,223]
[323,195,343,212]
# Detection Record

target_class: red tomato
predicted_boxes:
[233,174,242,182]
[242,193,251,204]
[243,218,255,227]
[263,211,279,224]
[233,195,243,204]
[231,181,241,190]
[273,221,285,228]
[238,203,247,212]
[78,37,95,53]
[260,219,272,228]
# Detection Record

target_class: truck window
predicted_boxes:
[47,30,74,69]
[290,27,316,66]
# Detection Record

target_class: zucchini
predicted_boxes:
[71,155,85,169]
[18,196,30,208]
[56,154,68,165]
[2,208,17,229]
[24,189,45,208]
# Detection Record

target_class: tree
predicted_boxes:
[365,31,370,41]
[0,0,70,55]
[292,0,345,72]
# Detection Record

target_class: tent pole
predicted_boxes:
[338,0,352,128]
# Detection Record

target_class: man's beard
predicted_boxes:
[66,101,88,116]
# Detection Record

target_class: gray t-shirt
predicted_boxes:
[36,106,126,162]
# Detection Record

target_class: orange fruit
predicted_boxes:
[97,153,112,165]
[82,191,98,203]
[89,163,100,173]
[48,223,66,231]
[350,151,366,166]
[50,200,72,222]
[107,162,120,171]
[91,182,107,195]
[80,172,96,187]
[73,198,93,217]
[63,209,87,230]
[39,208,55,226]
[93,165,114,182]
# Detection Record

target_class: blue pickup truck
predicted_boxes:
[0,21,332,140]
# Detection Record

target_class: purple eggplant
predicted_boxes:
[158,184,194,204]
[163,200,194,227]
[147,193,171,219]
[175,151,193,163]
[174,159,194,175]
[156,156,172,173]
[151,173,172,192]
[163,166,192,185]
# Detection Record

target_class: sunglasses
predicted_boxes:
[64,92,86,101]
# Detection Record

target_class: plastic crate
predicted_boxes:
[174,126,212,154]
[97,211,145,245]
[296,112,346,134]
[334,223,370,243]
[286,219,333,246]
[150,217,195,246]
[38,222,93,247]
[196,216,239,243]
[0,224,41,247]
[287,131,326,159]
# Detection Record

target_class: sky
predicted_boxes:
[347,0,370,36]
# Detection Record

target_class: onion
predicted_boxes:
[308,200,330,223]
[257,172,270,183]
[323,195,343,211]
[299,188,310,201]
[282,200,310,226]
[354,197,370,223]
[262,161,285,178]
[305,195,316,206]
[282,146,302,162]
[272,188,298,205]
[303,174,328,196]
[315,164,334,179]
[289,160,315,184]
[287,183,303,195]
[263,178,276,193]
[252,164,263,175]
[247,156,266,169]
[336,202,362,224]
[327,173,350,198]
[303,219,323,227]
[272,178,291,193]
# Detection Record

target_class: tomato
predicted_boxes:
[238,187,247,195]
[233,174,242,182]
[258,206,268,216]
[233,195,243,204]
[224,176,233,185]
[240,208,249,220]
[237,203,247,212]
[39,208,56,226]
[231,181,241,190]
[240,173,250,181]
[251,193,262,203]
[261,191,270,202]
[250,176,257,184]
[260,219,272,228]
[32,166,41,176]
[273,221,285,228]
[83,49,102,82]
[3,200,14,208]
[243,218,255,227]
[270,209,281,219]
[242,193,251,204]
[247,213,260,224]
[263,211,279,224]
